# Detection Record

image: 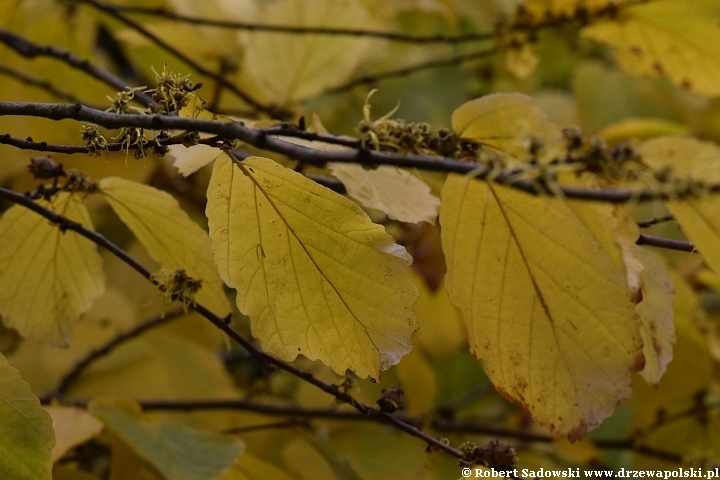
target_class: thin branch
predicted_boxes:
[42,394,689,464]
[0,65,92,105]
[636,233,696,253]
[0,186,464,460]
[109,5,495,44]
[637,214,674,228]
[1,101,718,205]
[73,0,282,118]
[49,308,185,397]
[0,28,154,107]
[222,418,309,435]
[315,48,497,98]
[0,131,223,155]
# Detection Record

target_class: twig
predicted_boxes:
[40,394,690,464]
[0,186,464,460]
[315,48,497,98]
[222,418,309,435]
[48,308,185,397]
[0,29,154,107]
[73,0,282,118]
[0,65,92,105]
[109,5,495,44]
[0,131,223,155]
[637,214,674,228]
[636,233,696,253]
[2,101,719,205]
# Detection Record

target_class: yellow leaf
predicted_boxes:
[0,351,54,479]
[98,177,230,316]
[305,114,441,224]
[0,192,105,345]
[329,164,441,224]
[394,348,437,415]
[634,248,675,385]
[452,93,564,163]
[410,270,466,360]
[206,154,418,380]
[169,144,222,177]
[597,117,690,148]
[45,405,104,463]
[582,0,720,96]
[640,137,720,274]
[90,398,244,480]
[440,175,643,440]
[219,453,298,480]
[242,0,375,104]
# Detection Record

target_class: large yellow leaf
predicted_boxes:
[206,154,418,380]
[241,0,375,104]
[0,192,105,345]
[169,145,222,177]
[640,137,720,274]
[90,398,244,480]
[582,0,720,96]
[45,405,104,463]
[452,93,564,163]
[0,351,54,479]
[98,177,230,316]
[440,175,643,440]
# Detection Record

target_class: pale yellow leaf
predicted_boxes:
[98,177,230,316]
[440,176,643,439]
[90,398,244,480]
[242,0,375,104]
[219,453,298,480]
[329,164,440,224]
[634,248,675,385]
[306,114,441,224]
[0,192,105,345]
[640,137,720,274]
[409,270,466,360]
[0,352,54,479]
[206,154,418,379]
[452,93,564,163]
[169,144,222,177]
[582,0,720,96]
[45,405,103,463]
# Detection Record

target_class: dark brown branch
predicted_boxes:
[315,48,497,98]
[49,308,185,397]
[2,100,718,206]
[0,29,154,107]
[636,233,696,253]
[0,186,464,460]
[73,0,282,118]
[0,131,223,155]
[109,5,494,44]
[637,214,674,229]
[0,65,91,105]
[41,394,688,464]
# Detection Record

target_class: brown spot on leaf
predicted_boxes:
[681,79,693,91]
[653,62,664,74]
[631,351,646,373]
[630,45,643,56]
